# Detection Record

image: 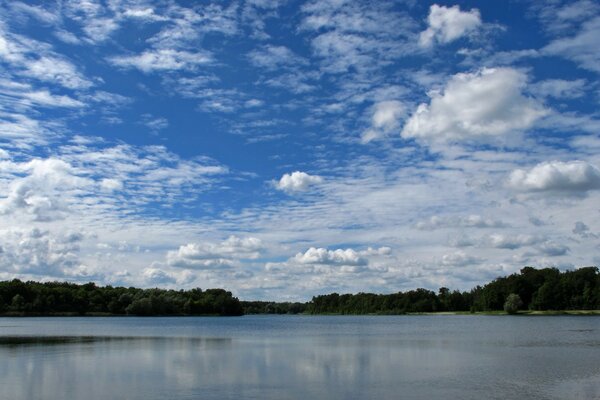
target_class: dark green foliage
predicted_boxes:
[0,266,598,316]
[308,289,443,314]
[0,280,243,316]
[504,293,523,314]
[241,301,307,314]
[473,266,600,311]
[306,266,599,314]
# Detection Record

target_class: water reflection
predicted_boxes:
[0,316,599,400]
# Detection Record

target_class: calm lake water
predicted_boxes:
[1,315,599,400]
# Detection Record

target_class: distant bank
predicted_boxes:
[1,266,599,316]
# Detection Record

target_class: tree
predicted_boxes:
[11,294,26,312]
[504,293,523,314]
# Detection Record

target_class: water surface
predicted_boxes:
[1,315,599,399]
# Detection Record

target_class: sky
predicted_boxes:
[0,0,599,301]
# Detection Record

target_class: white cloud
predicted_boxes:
[401,67,547,144]
[167,236,263,269]
[0,158,91,221]
[140,114,169,132]
[0,25,92,89]
[508,160,600,193]
[147,3,238,49]
[362,100,404,143]
[543,16,600,73]
[415,215,506,230]
[109,49,213,73]
[293,247,367,266]
[0,112,62,147]
[100,178,123,192]
[0,80,84,109]
[441,250,484,267]
[530,79,587,99]
[300,0,416,74]
[247,45,307,70]
[143,267,177,285]
[419,4,482,48]
[485,234,542,249]
[276,171,323,193]
[0,228,95,279]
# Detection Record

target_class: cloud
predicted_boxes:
[0,158,91,221]
[142,268,177,285]
[401,67,547,144]
[0,80,84,109]
[167,236,263,269]
[0,228,96,279]
[485,234,542,250]
[530,79,587,99]
[140,114,169,132]
[419,4,482,48]
[543,16,600,73]
[147,3,238,49]
[100,178,123,192]
[362,100,404,143]
[293,247,367,266]
[109,49,213,73]
[0,141,228,222]
[0,25,92,89]
[247,45,308,70]
[572,221,598,239]
[415,215,506,230]
[441,251,484,267]
[537,241,570,256]
[300,0,416,74]
[508,161,600,193]
[276,171,323,193]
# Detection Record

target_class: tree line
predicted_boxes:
[0,266,598,316]
[0,280,243,316]
[307,267,600,314]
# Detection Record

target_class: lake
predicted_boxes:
[1,315,599,399]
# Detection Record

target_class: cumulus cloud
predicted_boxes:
[508,160,600,193]
[109,49,213,73]
[167,236,263,269]
[362,100,404,143]
[401,68,547,144]
[276,171,323,193]
[293,247,367,266]
[0,158,91,221]
[0,228,94,278]
[265,246,391,276]
[143,268,177,285]
[419,4,482,48]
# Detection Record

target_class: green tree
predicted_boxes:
[504,293,523,314]
[11,294,26,312]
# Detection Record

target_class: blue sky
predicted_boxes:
[0,0,599,300]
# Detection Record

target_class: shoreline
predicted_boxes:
[2,310,600,317]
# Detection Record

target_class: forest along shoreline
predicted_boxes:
[1,266,599,316]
